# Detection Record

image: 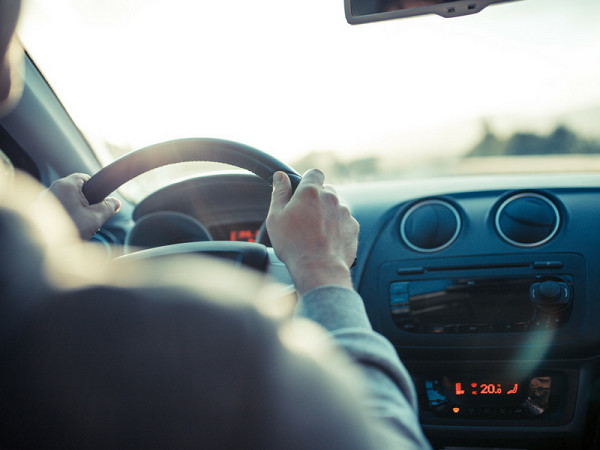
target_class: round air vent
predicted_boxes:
[400,199,461,252]
[495,193,560,247]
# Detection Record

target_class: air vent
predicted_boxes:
[495,193,560,247]
[400,199,461,252]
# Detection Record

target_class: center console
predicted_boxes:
[358,252,589,443]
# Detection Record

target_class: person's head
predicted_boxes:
[0,0,23,117]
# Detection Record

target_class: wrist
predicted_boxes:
[286,257,353,296]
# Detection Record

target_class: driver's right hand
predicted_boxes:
[266,169,359,296]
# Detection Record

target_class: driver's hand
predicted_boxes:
[46,173,121,240]
[266,169,359,296]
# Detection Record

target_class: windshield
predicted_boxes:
[18,0,600,199]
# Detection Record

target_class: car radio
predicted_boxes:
[382,254,584,334]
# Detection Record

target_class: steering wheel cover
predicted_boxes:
[83,138,301,204]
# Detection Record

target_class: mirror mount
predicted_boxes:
[345,0,520,25]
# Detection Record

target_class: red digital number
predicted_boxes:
[230,229,259,242]
[479,383,502,394]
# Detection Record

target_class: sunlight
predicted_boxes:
[18,0,600,168]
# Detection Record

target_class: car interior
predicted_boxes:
[2,0,600,448]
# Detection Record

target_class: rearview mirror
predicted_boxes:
[345,0,520,24]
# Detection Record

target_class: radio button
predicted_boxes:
[390,282,409,294]
[391,305,410,316]
[390,293,409,305]
[483,407,495,417]
[512,407,525,417]
[530,280,572,313]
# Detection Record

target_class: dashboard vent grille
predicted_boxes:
[400,199,461,252]
[495,193,560,247]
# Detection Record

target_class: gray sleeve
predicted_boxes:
[294,285,431,449]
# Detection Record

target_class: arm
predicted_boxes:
[296,285,431,448]
[266,169,431,448]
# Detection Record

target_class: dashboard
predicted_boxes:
[348,173,600,449]
[124,171,600,449]
[126,173,272,250]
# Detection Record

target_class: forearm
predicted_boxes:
[294,285,431,448]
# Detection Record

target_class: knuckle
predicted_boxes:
[322,190,339,205]
[338,203,353,219]
[299,184,321,200]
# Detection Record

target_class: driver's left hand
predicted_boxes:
[45,173,120,240]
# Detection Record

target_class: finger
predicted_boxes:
[69,174,93,206]
[87,196,121,223]
[299,168,325,189]
[68,173,91,186]
[72,173,91,181]
[269,171,292,211]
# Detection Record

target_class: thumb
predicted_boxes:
[270,171,292,211]
[88,196,121,223]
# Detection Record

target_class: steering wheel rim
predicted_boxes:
[83,138,302,205]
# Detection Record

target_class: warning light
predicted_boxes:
[452,407,460,414]
[455,383,465,395]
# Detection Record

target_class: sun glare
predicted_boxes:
[18,0,600,171]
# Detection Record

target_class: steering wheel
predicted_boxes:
[82,138,302,274]
[83,138,301,204]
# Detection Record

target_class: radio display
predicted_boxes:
[408,277,536,324]
[389,275,574,333]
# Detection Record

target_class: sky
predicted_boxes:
[18,0,600,165]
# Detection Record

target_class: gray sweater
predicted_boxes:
[299,285,432,449]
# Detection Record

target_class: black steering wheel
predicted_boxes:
[83,138,302,273]
[83,138,301,204]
